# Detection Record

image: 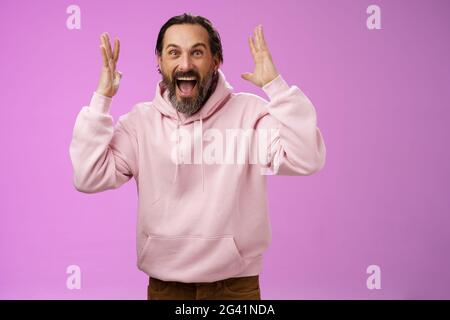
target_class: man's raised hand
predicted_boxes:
[96,32,122,98]
[241,25,279,88]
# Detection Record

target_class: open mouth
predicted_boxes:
[176,77,198,97]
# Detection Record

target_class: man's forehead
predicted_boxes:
[163,24,209,49]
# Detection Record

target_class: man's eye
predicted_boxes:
[169,50,178,56]
[193,50,203,56]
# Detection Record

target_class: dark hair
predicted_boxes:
[155,13,223,64]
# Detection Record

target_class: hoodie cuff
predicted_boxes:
[262,74,290,100]
[89,91,112,114]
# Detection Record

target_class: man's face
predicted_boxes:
[158,23,220,116]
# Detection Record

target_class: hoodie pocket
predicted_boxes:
[138,235,246,283]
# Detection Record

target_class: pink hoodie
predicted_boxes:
[69,69,326,283]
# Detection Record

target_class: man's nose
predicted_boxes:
[178,53,194,71]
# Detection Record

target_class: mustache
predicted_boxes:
[172,70,200,81]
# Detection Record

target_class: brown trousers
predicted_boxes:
[147,275,261,300]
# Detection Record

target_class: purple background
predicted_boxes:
[1,0,449,299]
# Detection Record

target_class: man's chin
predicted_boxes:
[175,94,196,104]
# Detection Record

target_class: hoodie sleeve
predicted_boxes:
[69,92,139,193]
[256,74,326,176]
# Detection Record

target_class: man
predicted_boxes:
[69,13,326,300]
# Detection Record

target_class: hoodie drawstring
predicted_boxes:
[200,117,204,192]
[173,115,181,184]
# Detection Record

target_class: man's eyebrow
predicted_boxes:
[165,43,208,50]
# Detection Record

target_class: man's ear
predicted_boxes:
[214,56,221,73]
[157,55,162,73]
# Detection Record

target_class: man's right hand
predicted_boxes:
[96,32,121,98]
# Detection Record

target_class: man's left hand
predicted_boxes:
[241,25,280,88]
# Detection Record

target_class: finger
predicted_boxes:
[102,34,116,70]
[102,32,113,61]
[248,36,257,59]
[100,34,111,62]
[100,45,109,68]
[253,26,261,51]
[258,25,268,50]
[241,72,253,81]
[256,25,266,50]
[113,38,120,62]
[114,70,122,86]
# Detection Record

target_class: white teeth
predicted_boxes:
[177,77,196,80]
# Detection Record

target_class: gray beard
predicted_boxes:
[163,70,219,117]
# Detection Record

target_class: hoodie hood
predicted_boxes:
[151,68,234,192]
